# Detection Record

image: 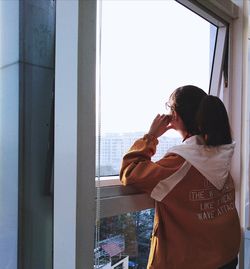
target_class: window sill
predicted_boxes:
[96,176,154,218]
[96,176,145,198]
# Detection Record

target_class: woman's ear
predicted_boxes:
[169,111,177,130]
[172,111,177,121]
[172,111,185,131]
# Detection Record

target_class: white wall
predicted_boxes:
[0,1,19,269]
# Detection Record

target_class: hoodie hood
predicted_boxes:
[166,135,235,190]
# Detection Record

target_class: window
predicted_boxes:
[95,1,228,268]
[54,1,241,269]
[96,0,217,179]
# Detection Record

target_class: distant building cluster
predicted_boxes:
[96,132,182,176]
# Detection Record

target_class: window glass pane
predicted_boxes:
[96,0,217,177]
[95,209,154,269]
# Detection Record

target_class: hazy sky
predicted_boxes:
[97,0,216,136]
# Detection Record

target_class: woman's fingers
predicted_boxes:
[148,114,173,138]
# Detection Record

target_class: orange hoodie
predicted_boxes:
[120,134,241,269]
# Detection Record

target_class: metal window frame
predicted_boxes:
[54,1,79,268]
[54,1,96,269]
[209,26,228,96]
[176,0,238,25]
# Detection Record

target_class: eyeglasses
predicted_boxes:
[165,102,175,114]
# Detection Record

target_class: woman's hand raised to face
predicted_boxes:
[148,114,173,139]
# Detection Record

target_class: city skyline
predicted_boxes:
[96,131,182,177]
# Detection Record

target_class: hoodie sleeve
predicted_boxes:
[120,134,185,194]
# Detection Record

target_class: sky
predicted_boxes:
[97,0,216,136]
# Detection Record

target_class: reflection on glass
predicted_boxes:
[96,0,217,178]
[94,209,154,269]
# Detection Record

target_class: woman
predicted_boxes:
[120,85,241,269]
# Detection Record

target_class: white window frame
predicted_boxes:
[54,1,96,269]
[54,1,249,269]
[225,1,249,268]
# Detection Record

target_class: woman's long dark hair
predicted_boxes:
[170,85,232,146]
[196,95,232,146]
